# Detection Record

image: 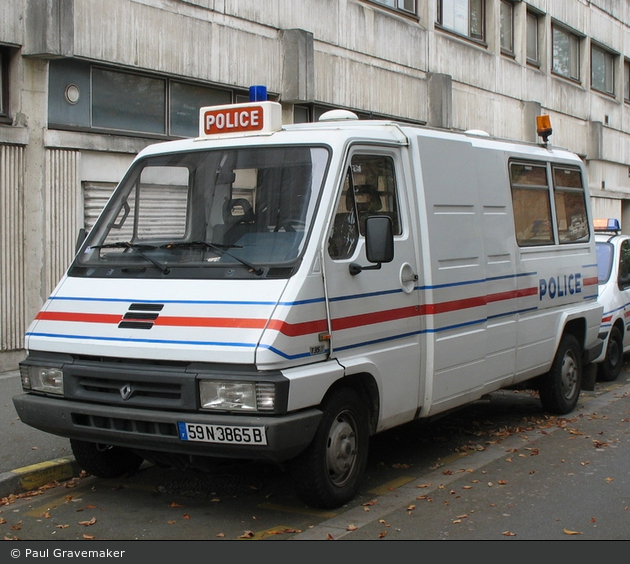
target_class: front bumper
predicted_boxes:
[13,393,322,463]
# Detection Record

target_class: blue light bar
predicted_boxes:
[249,85,267,102]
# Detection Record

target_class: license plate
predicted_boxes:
[178,422,267,445]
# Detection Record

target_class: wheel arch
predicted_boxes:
[322,372,380,436]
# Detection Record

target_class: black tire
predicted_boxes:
[70,439,144,479]
[290,388,369,509]
[597,326,624,382]
[539,334,582,415]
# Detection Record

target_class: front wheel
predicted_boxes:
[70,439,144,479]
[597,326,623,382]
[538,334,582,415]
[290,388,369,509]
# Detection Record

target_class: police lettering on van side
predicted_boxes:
[539,273,582,300]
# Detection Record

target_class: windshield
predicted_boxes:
[596,241,614,284]
[71,146,329,279]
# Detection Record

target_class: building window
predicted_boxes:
[526,11,540,66]
[49,59,238,138]
[0,46,9,120]
[368,0,416,14]
[591,43,615,96]
[552,24,580,82]
[500,1,514,55]
[625,59,630,102]
[92,69,167,134]
[437,0,485,42]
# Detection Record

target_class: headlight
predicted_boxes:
[22,366,64,395]
[199,381,275,412]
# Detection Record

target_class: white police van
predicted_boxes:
[13,97,603,508]
[594,218,630,381]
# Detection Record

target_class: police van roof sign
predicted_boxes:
[199,101,283,138]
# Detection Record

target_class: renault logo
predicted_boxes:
[120,383,133,400]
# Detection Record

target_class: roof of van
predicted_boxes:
[135,114,580,164]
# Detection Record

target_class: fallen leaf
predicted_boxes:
[240,530,255,539]
[326,533,335,540]
[169,502,184,508]
[363,500,378,506]
[82,534,95,540]
[55,524,69,529]
[502,531,516,536]
[183,514,191,520]
[216,533,225,538]
[78,518,96,526]
[346,524,358,531]
[378,531,387,538]
[563,528,582,535]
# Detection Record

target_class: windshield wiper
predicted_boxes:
[162,241,263,275]
[90,242,170,274]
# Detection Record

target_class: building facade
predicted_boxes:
[1,0,630,370]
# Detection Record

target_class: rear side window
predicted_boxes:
[553,167,589,243]
[510,161,589,247]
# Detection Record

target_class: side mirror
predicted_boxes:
[349,216,394,275]
[75,228,88,254]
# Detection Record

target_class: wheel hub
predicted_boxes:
[326,413,358,486]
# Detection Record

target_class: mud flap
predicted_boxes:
[582,362,597,391]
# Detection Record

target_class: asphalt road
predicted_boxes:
[2,367,630,542]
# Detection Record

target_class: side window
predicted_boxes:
[328,154,401,260]
[619,240,630,289]
[328,167,359,260]
[510,162,553,246]
[553,166,589,243]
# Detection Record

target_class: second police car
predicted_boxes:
[594,218,630,381]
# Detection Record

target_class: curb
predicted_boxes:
[0,457,82,499]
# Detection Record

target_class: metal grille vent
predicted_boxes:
[118,303,164,330]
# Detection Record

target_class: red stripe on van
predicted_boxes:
[36,311,121,324]
[34,285,539,336]
[154,316,267,329]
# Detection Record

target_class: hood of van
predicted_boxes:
[25,276,293,366]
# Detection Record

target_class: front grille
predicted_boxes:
[64,362,197,411]
[78,376,181,400]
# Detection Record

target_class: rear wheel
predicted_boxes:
[290,388,369,509]
[70,439,144,479]
[597,326,623,382]
[539,334,582,415]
